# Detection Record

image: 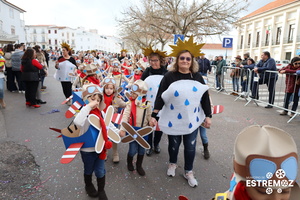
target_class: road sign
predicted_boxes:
[174,34,184,44]
[222,38,233,48]
[296,49,300,55]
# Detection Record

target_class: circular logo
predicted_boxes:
[281,180,289,187]
[266,188,273,195]
[275,169,286,179]
[277,188,282,194]
[266,172,273,179]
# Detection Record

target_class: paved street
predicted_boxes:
[0,60,300,200]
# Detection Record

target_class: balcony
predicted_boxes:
[283,37,293,44]
[0,30,19,42]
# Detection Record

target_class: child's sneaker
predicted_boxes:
[184,171,198,187]
[167,163,177,177]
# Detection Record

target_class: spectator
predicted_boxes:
[33,45,47,104]
[278,57,300,118]
[241,58,256,98]
[11,44,25,93]
[252,51,278,108]
[197,54,211,77]
[241,52,250,66]
[150,36,212,187]
[21,48,43,108]
[230,55,242,96]
[216,55,226,90]
[0,49,6,108]
[3,44,17,92]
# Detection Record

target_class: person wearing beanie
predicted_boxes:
[73,84,111,200]
[119,80,152,176]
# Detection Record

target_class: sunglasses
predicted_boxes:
[293,62,300,65]
[179,56,192,62]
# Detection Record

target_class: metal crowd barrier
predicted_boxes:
[206,66,300,123]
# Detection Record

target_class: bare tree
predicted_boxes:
[118,0,248,51]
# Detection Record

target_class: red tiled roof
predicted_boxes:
[241,0,298,20]
[3,0,26,12]
[203,43,232,50]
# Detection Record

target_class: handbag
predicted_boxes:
[21,71,40,81]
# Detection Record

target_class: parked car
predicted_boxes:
[275,60,289,69]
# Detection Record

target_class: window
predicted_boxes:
[55,30,57,34]
[276,27,281,45]
[9,8,14,19]
[33,36,37,42]
[67,32,69,39]
[62,33,64,37]
[256,32,260,47]
[72,33,74,37]
[247,33,251,47]
[48,30,51,34]
[55,39,57,45]
[42,36,45,42]
[288,24,295,43]
[240,35,243,49]
[49,39,51,44]
[11,25,15,35]
[0,20,3,31]
[265,32,270,46]
[33,29,36,34]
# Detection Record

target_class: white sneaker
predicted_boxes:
[167,163,177,177]
[184,171,198,187]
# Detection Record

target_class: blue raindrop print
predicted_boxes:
[193,86,198,92]
[170,104,174,110]
[184,99,190,106]
[194,107,197,113]
[189,123,193,129]
[198,107,200,112]
[177,113,182,119]
[149,87,153,91]
[174,91,179,97]
[168,121,173,127]
[138,96,142,100]
[196,116,199,122]
[150,95,153,98]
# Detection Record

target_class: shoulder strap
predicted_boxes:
[141,101,148,127]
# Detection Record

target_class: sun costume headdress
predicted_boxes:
[120,49,128,53]
[168,36,205,57]
[61,42,71,52]
[142,46,167,58]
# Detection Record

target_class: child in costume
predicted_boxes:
[216,125,300,200]
[81,63,103,85]
[73,84,112,200]
[101,77,126,163]
[119,80,152,176]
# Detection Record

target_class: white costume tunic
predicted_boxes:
[54,57,76,82]
[144,75,163,110]
[158,80,208,135]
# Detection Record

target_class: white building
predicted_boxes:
[25,25,122,52]
[0,0,26,45]
[236,0,300,61]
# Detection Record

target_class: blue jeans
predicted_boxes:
[128,141,145,157]
[80,151,105,178]
[0,78,4,99]
[199,126,208,145]
[232,77,239,92]
[168,129,198,171]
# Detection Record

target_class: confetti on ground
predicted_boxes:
[40,109,60,115]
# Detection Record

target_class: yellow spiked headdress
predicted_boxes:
[61,42,71,51]
[168,36,205,58]
[142,46,167,58]
[120,49,128,53]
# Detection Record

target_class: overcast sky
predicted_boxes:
[9,0,274,38]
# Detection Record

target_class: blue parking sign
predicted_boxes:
[222,38,233,48]
[174,34,185,44]
[296,49,300,55]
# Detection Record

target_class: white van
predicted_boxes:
[275,60,289,69]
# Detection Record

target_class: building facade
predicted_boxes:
[0,0,26,45]
[25,25,122,53]
[236,0,300,61]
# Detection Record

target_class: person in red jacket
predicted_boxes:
[278,57,300,117]
[21,48,43,108]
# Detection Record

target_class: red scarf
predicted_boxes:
[103,93,114,113]
[58,57,67,63]
[87,76,100,85]
[134,73,142,80]
[129,97,146,127]
[89,108,112,160]
[234,182,251,200]
[112,71,121,75]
